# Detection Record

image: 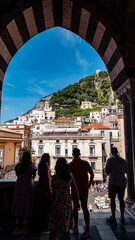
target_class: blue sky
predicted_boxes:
[1,27,107,123]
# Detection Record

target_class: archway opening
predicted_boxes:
[0,26,122,186]
[1,27,108,123]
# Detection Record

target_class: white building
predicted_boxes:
[44,101,52,111]
[28,110,45,123]
[103,114,118,128]
[18,115,28,123]
[31,126,103,182]
[44,111,56,120]
[101,107,109,118]
[80,101,95,109]
[31,123,47,134]
[6,106,56,125]
[96,69,101,75]
[82,123,119,167]
[89,111,101,123]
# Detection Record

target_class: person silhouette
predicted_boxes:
[68,148,94,239]
[105,147,128,225]
[12,152,37,225]
[49,157,79,240]
[37,153,52,232]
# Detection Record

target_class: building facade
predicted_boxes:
[0,127,23,169]
[31,129,103,183]
[1,124,31,148]
[89,111,101,123]
[80,101,95,109]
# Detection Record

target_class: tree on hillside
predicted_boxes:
[50,70,113,109]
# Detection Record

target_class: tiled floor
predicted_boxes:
[0,211,135,240]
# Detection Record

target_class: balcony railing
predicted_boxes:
[31,132,102,137]
[110,137,119,142]
[89,154,97,158]
[55,153,61,157]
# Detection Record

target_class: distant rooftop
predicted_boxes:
[82,123,110,130]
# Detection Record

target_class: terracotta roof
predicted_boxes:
[82,123,110,130]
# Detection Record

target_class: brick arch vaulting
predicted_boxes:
[0,0,128,113]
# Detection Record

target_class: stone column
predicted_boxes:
[129,80,135,204]
[117,79,135,216]
[122,94,135,205]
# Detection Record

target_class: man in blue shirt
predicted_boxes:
[105,147,128,225]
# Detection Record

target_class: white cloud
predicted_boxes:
[2,106,10,111]
[4,82,17,88]
[26,84,46,96]
[59,28,80,47]
[2,96,38,103]
[49,84,55,87]
[76,49,92,72]
[39,80,48,84]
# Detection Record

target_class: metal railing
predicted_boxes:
[31,132,101,137]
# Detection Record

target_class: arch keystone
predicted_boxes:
[42,0,54,29]
[63,0,72,30]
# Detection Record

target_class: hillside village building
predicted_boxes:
[101,107,109,118]
[28,110,45,123]
[18,115,28,123]
[102,113,125,158]
[44,100,52,111]
[80,101,96,109]
[103,114,118,128]
[89,110,101,123]
[11,109,56,125]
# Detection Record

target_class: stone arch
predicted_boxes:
[0,0,128,107]
[0,0,135,216]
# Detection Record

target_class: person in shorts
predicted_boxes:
[68,148,94,239]
[105,147,128,225]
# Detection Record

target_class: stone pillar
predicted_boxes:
[122,94,135,205]
[116,79,135,216]
[129,80,135,204]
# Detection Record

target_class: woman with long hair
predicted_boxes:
[49,157,80,240]
[12,151,37,225]
[37,153,52,232]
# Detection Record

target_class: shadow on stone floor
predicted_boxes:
[0,211,135,240]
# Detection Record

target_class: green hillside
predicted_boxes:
[49,71,122,118]
[5,71,122,122]
[50,71,112,107]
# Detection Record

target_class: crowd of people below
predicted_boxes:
[12,147,127,240]
[93,183,108,192]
